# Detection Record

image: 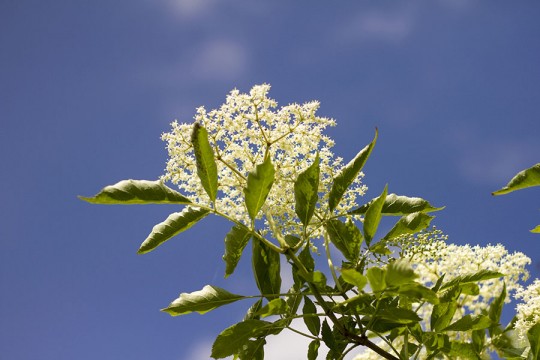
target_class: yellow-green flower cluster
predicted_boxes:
[161,84,367,235]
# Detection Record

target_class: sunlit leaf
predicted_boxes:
[325,219,363,262]
[385,259,418,287]
[211,319,272,359]
[162,285,245,316]
[138,207,209,254]
[192,123,219,202]
[255,298,288,318]
[383,212,434,240]
[223,225,252,278]
[237,338,265,360]
[443,314,493,332]
[492,163,540,195]
[252,239,281,300]
[397,283,439,304]
[244,156,275,221]
[350,193,443,215]
[328,129,377,211]
[440,270,504,291]
[367,267,386,292]
[363,185,388,245]
[294,155,320,226]
[531,224,540,233]
[79,179,191,205]
[340,268,367,290]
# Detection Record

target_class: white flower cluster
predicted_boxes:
[405,241,530,315]
[161,84,367,235]
[514,279,540,340]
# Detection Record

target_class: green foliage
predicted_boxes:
[223,225,252,277]
[328,129,377,211]
[79,179,191,204]
[162,285,245,316]
[244,156,275,222]
[82,116,538,360]
[294,154,320,227]
[192,123,219,202]
[137,207,209,254]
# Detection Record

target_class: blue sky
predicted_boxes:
[1,1,539,359]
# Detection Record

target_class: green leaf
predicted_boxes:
[137,207,209,254]
[294,155,320,226]
[443,314,493,332]
[321,319,337,352]
[162,285,245,316]
[367,266,386,292]
[303,296,321,336]
[301,271,327,289]
[211,319,272,359]
[363,185,388,245]
[377,307,422,323]
[223,225,252,278]
[527,322,540,360]
[440,270,504,291]
[243,299,263,321]
[255,298,288,318]
[252,239,281,300]
[385,259,418,287]
[191,123,219,202]
[531,224,540,233]
[340,268,368,290]
[237,338,265,360]
[328,129,377,211]
[448,341,481,359]
[325,219,363,262]
[350,193,444,215]
[397,283,439,304]
[244,156,275,221]
[431,286,461,331]
[79,179,191,205]
[298,245,315,272]
[492,163,540,195]
[383,212,434,240]
[307,340,320,360]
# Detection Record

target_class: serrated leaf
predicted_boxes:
[255,298,288,318]
[340,268,368,290]
[191,123,219,202]
[383,212,434,240]
[303,296,321,336]
[252,239,281,300]
[244,156,275,221]
[329,129,377,211]
[377,307,422,323]
[443,314,493,332]
[363,185,388,245]
[223,225,252,278]
[79,179,191,204]
[162,285,245,316]
[321,319,337,352]
[294,155,320,226]
[325,219,363,262]
[431,287,461,331]
[350,193,444,215]
[398,283,439,304]
[440,270,504,291]
[367,266,386,292]
[307,339,320,360]
[385,259,418,287]
[211,319,272,359]
[492,163,540,195]
[138,207,209,254]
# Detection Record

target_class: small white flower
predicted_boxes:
[161,84,367,236]
[514,279,540,340]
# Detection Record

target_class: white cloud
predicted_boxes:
[335,8,415,43]
[164,0,219,19]
[191,39,249,81]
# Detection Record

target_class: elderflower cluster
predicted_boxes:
[514,279,540,340]
[405,241,531,315]
[161,84,367,235]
